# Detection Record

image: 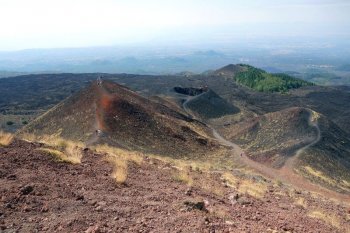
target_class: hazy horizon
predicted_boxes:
[1,0,350,51]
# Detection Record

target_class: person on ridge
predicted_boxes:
[97,76,102,86]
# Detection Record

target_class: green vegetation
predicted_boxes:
[235,65,314,92]
[6,121,14,126]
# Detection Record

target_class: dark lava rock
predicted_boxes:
[20,185,34,195]
[184,200,207,212]
[7,174,17,180]
[76,195,85,201]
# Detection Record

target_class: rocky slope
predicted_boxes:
[220,107,350,194]
[1,139,349,232]
[222,107,318,167]
[183,89,240,120]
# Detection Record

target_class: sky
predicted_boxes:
[0,0,349,51]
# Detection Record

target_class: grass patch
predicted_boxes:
[0,131,14,146]
[239,180,267,199]
[106,155,128,184]
[195,173,225,197]
[19,133,37,142]
[222,172,239,188]
[304,166,336,186]
[148,154,230,173]
[42,137,83,164]
[22,134,84,164]
[94,144,143,165]
[149,155,227,195]
[222,172,267,199]
[172,169,193,186]
[308,210,341,229]
[294,197,307,208]
[94,144,144,184]
[38,147,81,164]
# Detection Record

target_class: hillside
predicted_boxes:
[175,87,240,120]
[214,64,245,76]
[1,139,349,232]
[296,115,350,193]
[222,107,318,167]
[20,81,221,159]
[214,64,313,92]
[220,107,350,193]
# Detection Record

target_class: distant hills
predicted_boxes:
[1,45,349,86]
[0,71,28,78]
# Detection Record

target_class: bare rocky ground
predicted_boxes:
[1,140,349,233]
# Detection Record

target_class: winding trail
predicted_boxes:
[182,91,207,119]
[182,92,350,202]
[283,110,321,170]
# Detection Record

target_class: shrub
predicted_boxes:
[276,180,283,187]
[31,135,84,164]
[94,144,143,165]
[294,197,307,208]
[106,155,128,184]
[172,170,193,186]
[95,144,144,184]
[0,131,14,146]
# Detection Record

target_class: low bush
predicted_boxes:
[0,131,14,146]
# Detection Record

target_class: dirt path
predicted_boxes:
[183,93,283,178]
[216,117,350,202]
[182,91,207,119]
[212,128,284,180]
[283,109,321,169]
[275,111,350,201]
[183,93,350,203]
[86,80,111,146]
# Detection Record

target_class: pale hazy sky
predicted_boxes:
[0,0,349,50]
